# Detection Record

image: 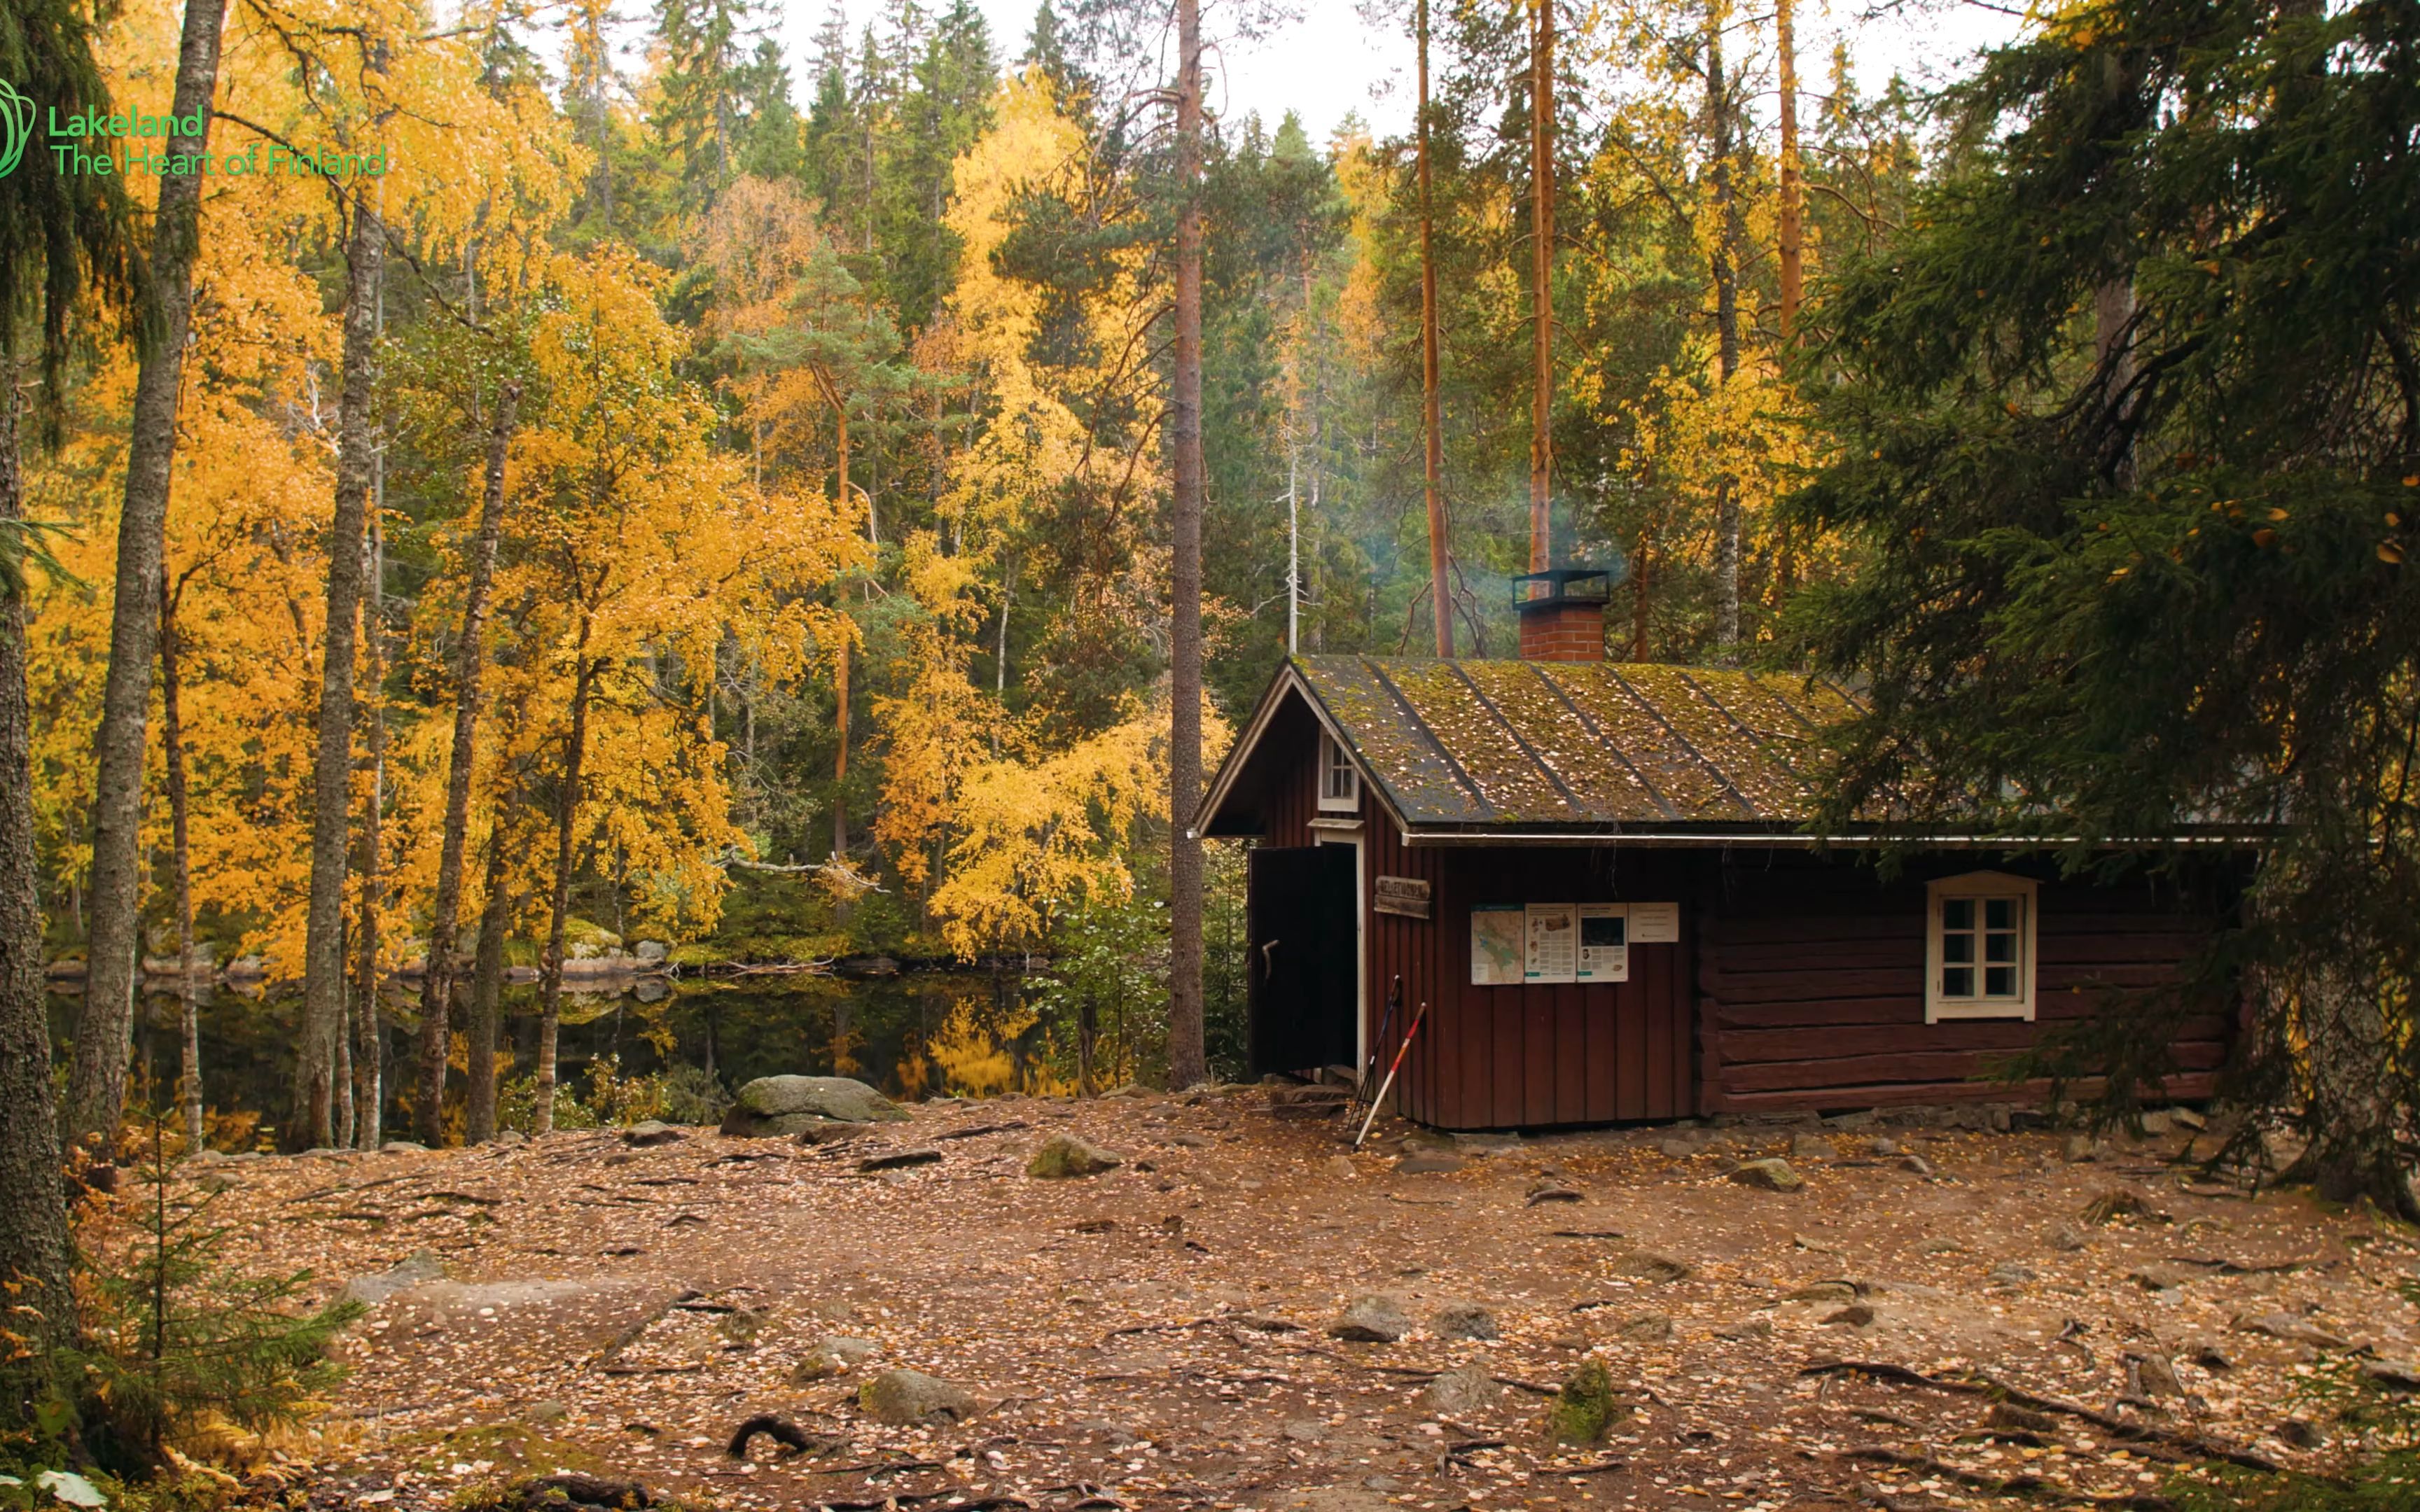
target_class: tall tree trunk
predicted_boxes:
[1775,0,1802,341]
[533,641,597,1137]
[464,823,509,1142]
[1630,526,1653,659]
[1707,0,1743,650]
[67,0,227,1153]
[158,570,203,1148]
[417,379,520,1145]
[352,509,386,1150]
[0,370,76,1429]
[831,638,849,860]
[1419,0,1452,657]
[1165,0,1208,1092]
[295,185,382,1150]
[1527,0,1556,575]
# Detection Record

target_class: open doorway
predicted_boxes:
[1244,844,1358,1076]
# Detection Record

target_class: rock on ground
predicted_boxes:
[1429,1301,1498,1340]
[858,1368,976,1424]
[1728,1158,1804,1192]
[623,1121,683,1147]
[1027,1133,1123,1178]
[340,1250,445,1308]
[1330,1294,1413,1343]
[1422,1362,1499,1417]
[1548,1358,1623,1444]
[720,1076,909,1136]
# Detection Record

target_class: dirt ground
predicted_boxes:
[186,1088,2420,1512]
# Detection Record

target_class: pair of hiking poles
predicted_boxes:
[1351,974,1428,1149]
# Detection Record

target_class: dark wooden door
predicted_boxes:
[1248,845,1358,1075]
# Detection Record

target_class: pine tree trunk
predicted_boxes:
[0,368,76,1430]
[831,639,849,860]
[417,379,520,1145]
[533,643,597,1137]
[1527,0,1556,575]
[295,188,381,1150]
[1775,0,1802,342]
[68,0,227,1153]
[1418,0,1452,657]
[352,512,386,1151]
[464,825,509,1143]
[1165,0,1208,1092]
[158,571,203,1148]
[1707,0,1742,650]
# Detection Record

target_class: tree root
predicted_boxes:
[1801,1360,2281,1473]
[727,1415,833,1458]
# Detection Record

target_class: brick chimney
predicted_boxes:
[1514,568,1611,662]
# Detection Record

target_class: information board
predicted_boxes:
[1629,902,1681,943]
[1469,904,1524,985]
[1524,902,1578,983]
[1576,903,1629,982]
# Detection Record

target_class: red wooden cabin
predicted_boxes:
[1195,581,2239,1128]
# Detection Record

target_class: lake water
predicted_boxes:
[45,969,1103,1144]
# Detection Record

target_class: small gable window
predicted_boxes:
[1925,872,2038,1022]
[1318,730,1361,813]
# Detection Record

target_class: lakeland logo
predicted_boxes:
[1,86,386,178]
[0,80,32,178]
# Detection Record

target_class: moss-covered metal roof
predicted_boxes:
[1204,656,1863,839]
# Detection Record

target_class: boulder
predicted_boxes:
[1656,1139,1699,1160]
[720,1076,909,1136]
[2363,1360,2420,1392]
[1986,1403,2058,1436]
[859,1368,976,1425]
[2127,1351,2184,1398]
[2081,1187,2163,1225]
[1615,1312,1673,1343]
[634,940,669,963]
[1546,1359,1623,1444]
[340,1250,446,1308]
[2236,1312,2350,1349]
[1727,1158,1803,1192]
[858,1148,943,1172]
[1027,1133,1122,1179]
[1429,1302,1499,1341]
[1422,1362,1500,1418]
[1329,1294,1413,1343]
[790,1336,879,1382]
[623,1121,683,1147]
[1614,1252,1694,1284]
[1987,1261,2037,1286]
[1788,1134,1837,1160]
[1396,1151,1465,1176]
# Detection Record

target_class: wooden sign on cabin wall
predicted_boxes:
[1374,875,1431,918]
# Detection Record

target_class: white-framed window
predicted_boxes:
[1317,730,1361,813]
[1925,871,2038,1022]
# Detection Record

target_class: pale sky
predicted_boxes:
[769,0,2031,146]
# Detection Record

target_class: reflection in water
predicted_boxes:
[48,971,1066,1138]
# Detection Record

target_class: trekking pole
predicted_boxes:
[1361,976,1403,1103]
[1354,1000,1428,1150]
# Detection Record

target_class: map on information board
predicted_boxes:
[1470,904,1523,986]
